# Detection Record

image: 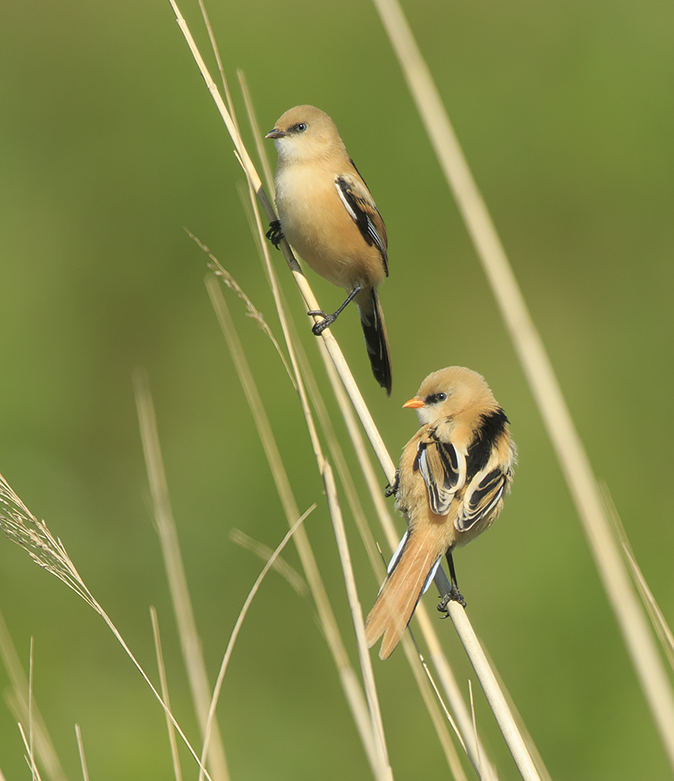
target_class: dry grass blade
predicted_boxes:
[0,472,213,781]
[18,722,42,781]
[229,528,307,597]
[134,368,230,781]
[186,229,296,390]
[206,276,383,778]
[151,607,183,781]
[601,485,674,673]
[371,0,674,770]
[198,506,316,780]
[447,603,539,781]
[75,725,90,781]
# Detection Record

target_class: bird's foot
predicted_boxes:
[437,587,467,617]
[308,311,336,335]
[266,220,284,249]
[384,472,400,498]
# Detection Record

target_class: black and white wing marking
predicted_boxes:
[457,467,509,531]
[335,172,389,276]
[414,431,467,515]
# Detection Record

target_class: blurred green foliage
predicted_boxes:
[1,0,673,778]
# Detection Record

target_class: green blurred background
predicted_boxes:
[1,0,673,778]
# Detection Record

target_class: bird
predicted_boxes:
[265,105,392,395]
[365,366,516,660]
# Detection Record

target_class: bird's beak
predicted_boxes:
[402,397,424,409]
[265,128,285,139]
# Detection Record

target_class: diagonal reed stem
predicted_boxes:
[370,0,674,772]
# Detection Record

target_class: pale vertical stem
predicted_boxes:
[150,607,183,781]
[74,725,90,781]
[447,604,540,781]
[206,278,382,777]
[134,371,230,781]
[371,0,674,770]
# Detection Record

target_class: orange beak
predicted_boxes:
[402,397,424,409]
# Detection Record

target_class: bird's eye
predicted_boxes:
[426,392,447,404]
[297,123,307,132]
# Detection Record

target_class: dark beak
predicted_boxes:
[265,128,286,139]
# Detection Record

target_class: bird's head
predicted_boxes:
[265,105,346,164]
[403,366,498,426]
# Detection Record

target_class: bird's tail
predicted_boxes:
[365,524,446,660]
[356,287,392,395]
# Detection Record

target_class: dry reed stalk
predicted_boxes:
[18,721,41,781]
[0,473,213,781]
[601,485,674,673]
[206,278,383,777]
[168,3,538,776]
[228,162,392,773]
[371,0,674,771]
[228,528,307,597]
[150,607,183,781]
[197,506,317,780]
[134,370,230,781]
[74,725,90,781]
[0,609,67,781]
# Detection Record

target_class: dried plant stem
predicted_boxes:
[197,507,316,781]
[235,175,392,775]
[150,607,183,781]
[206,278,383,777]
[447,603,539,781]
[74,725,90,781]
[134,370,230,781]
[0,475,212,781]
[371,0,674,770]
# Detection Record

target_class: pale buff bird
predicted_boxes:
[365,366,516,659]
[265,105,392,395]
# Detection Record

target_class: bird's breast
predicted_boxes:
[274,163,385,290]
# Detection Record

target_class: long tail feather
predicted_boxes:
[365,525,447,659]
[357,288,392,395]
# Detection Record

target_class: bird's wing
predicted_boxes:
[414,429,467,516]
[335,172,388,276]
[457,466,509,531]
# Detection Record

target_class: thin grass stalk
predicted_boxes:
[370,0,674,770]
[0,474,213,781]
[134,370,229,781]
[197,507,314,780]
[2,691,64,781]
[447,603,540,781]
[18,722,42,781]
[27,638,37,781]
[150,607,184,781]
[601,484,674,673]
[206,277,381,775]
[74,725,90,781]
[228,528,307,596]
[234,178,392,777]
